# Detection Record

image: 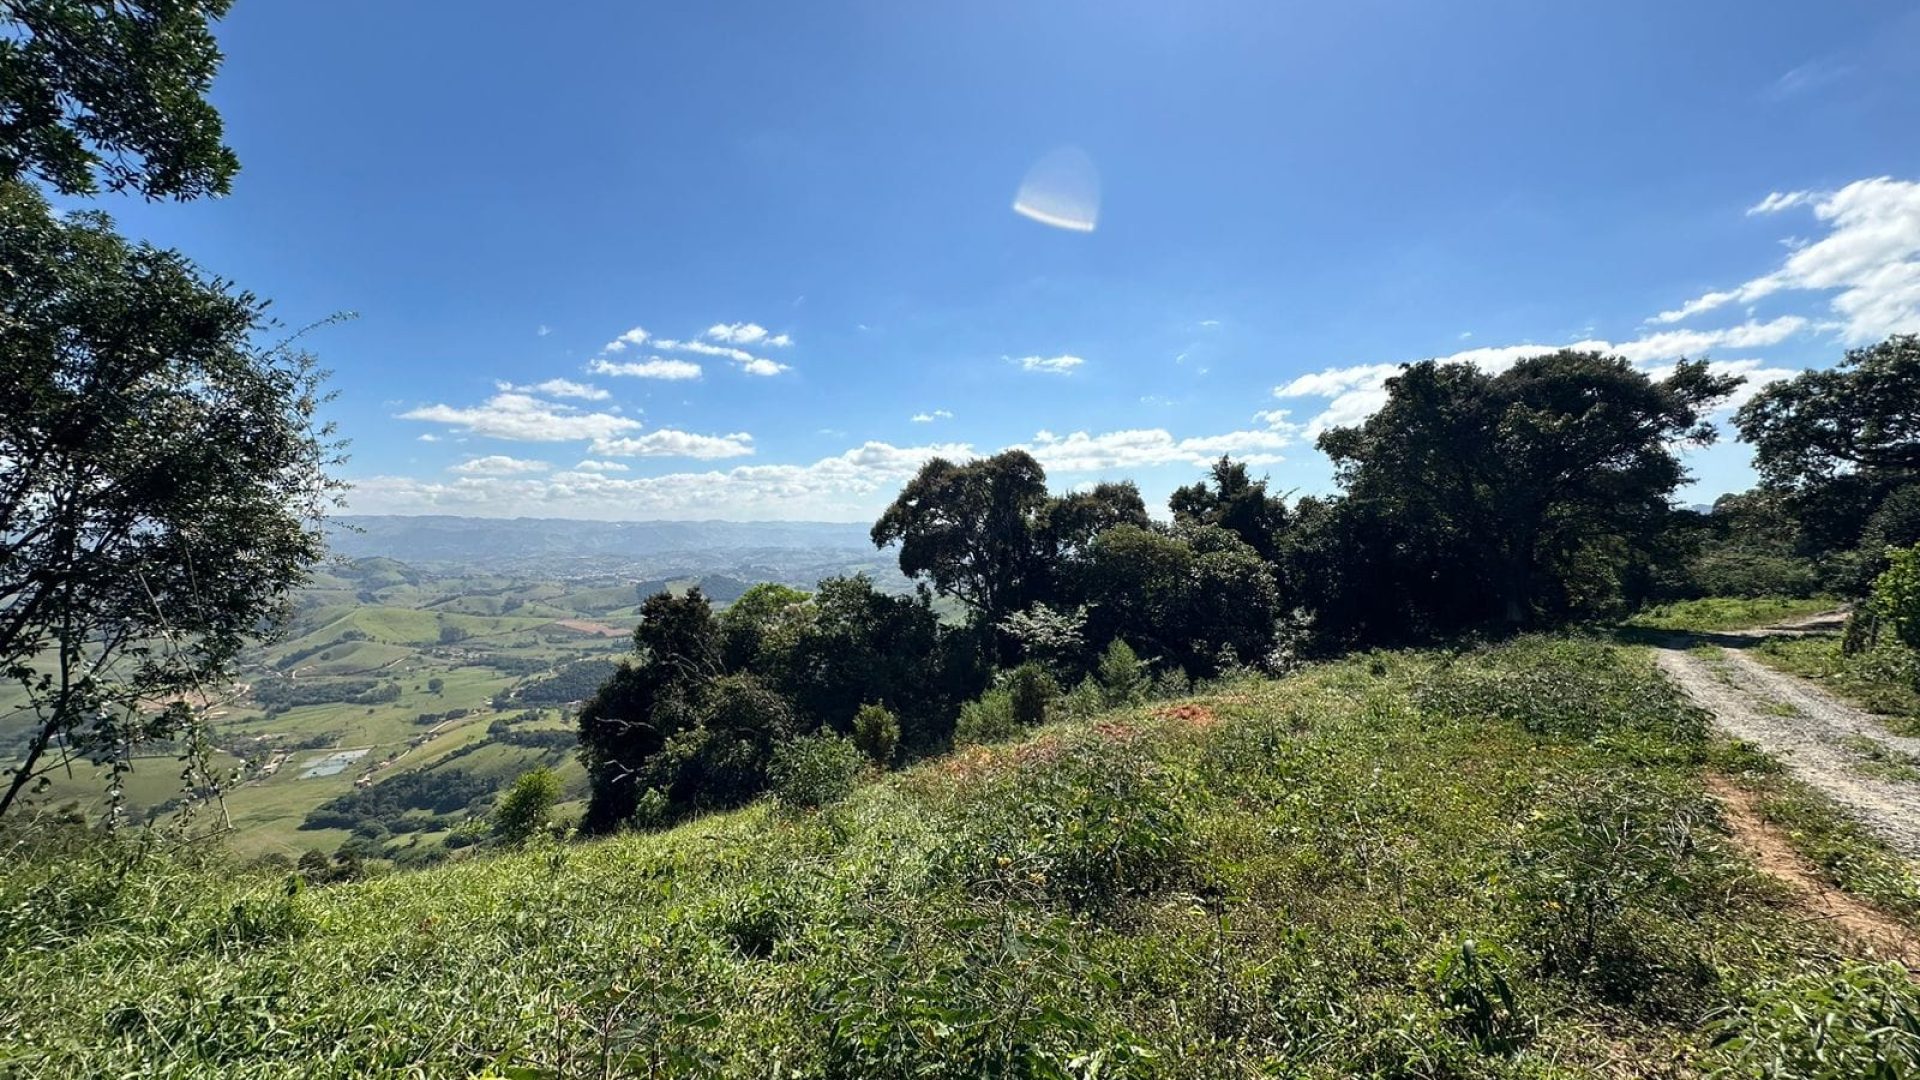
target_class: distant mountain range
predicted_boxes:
[324,516,909,590]
[329,516,875,563]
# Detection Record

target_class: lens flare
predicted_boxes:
[1012,146,1099,232]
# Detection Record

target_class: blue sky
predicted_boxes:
[86,1,1920,520]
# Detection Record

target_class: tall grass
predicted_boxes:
[3,637,1913,1077]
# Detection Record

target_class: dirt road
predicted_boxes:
[1651,617,1920,858]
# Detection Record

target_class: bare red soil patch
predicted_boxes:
[1707,775,1920,972]
[1155,703,1220,729]
[550,619,625,637]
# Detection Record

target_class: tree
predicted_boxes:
[1735,336,1920,555]
[871,450,1050,627]
[1871,543,1920,652]
[1317,351,1738,631]
[1170,456,1289,564]
[1,0,240,200]
[1035,481,1151,561]
[575,589,720,831]
[851,703,900,766]
[645,673,794,813]
[716,582,811,671]
[777,576,967,749]
[1095,640,1149,707]
[492,766,561,845]
[0,185,339,817]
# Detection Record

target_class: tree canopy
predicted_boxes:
[871,450,1050,628]
[1,0,240,200]
[1315,351,1738,630]
[1734,335,1920,555]
[0,183,339,816]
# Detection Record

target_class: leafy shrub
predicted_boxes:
[1095,639,1149,707]
[631,786,671,829]
[769,732,864,811]
[1005,662,1060,727]
[1513,771,1716,1010]
[956,688,1018,746]
[852,703,901,766]
[703,882,797,959]
[1059,676,1106,722]
[938,745,1192,912]
[1871,542,1920,652]
[1709,963,1920,1079]
[492,766,561,845]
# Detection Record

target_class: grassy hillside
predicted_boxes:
[6,638,1915,1077]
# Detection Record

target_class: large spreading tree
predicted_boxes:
[1315,350,1738,632]
[1734,335,1920,559]
[1,0,339,818]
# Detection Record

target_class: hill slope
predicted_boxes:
[5,639,1917,1077]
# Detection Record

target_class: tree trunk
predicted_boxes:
[0,721,56,819]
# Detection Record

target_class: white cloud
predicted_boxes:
[1653,177,1920,341]
[449,455,550,476]
[400,392,642,442]
[498,378,609,401]
[911,409,955,423]
[740,357,790,376]
[348,440,976,521]
[706,322,790,346]
[417,433,440,443]
[1273,319,1811,436]
[1017,354,1085,375]
[602,326,650,353]
[1609,316,1808,363]
[1748,190,1812,216]
[536,325,552,337]
[589,430,756,460]
[573,459,629,473]
[656,337,790,375]
[588,357,704,381]
[1015,427,1292,472]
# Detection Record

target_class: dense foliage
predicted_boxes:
[0,0,338,819]
[0,0,240,200]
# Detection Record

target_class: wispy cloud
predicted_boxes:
[1016,426,1292,471]
[910,409,954,423]
[1765,58,1852,102]
[655,337,791,376]
[573,459,629,473]
[704,322,793,347]
[589,430,756,460]
[449,455,550,476]
[400,392,642,442]
[350,440,975,521]
[588,357,703,381]
[498,378,608,401]
[1016,354,1084,375]
[1748,190,1814,216]
[1651,177,1920,341]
